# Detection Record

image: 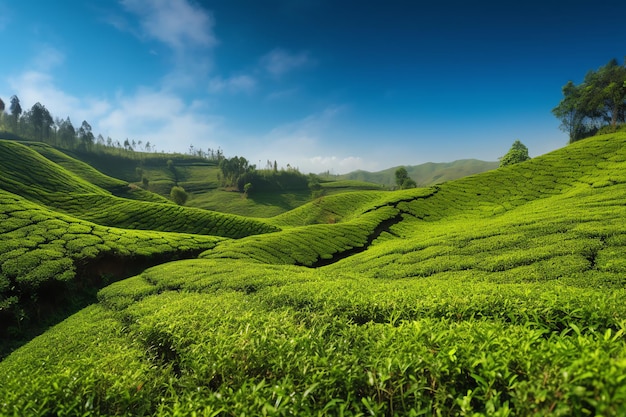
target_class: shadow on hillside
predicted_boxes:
[0,250,205,360]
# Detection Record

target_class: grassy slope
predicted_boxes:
[0,187,224,354]
[66,149,309,216]
[2,134,626,415]
[186,189,313,218]
[0,140,278,238]
[24,142,170,203]
[68,149,485,216]
[0,139,276,356]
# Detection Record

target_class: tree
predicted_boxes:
[500,140,530,167]
[553,58,626,143]
[9,96,22,130]
[395,167,408,186]
[78,120,94,150]
[308,174,324,198]
[590,58,626,128]
[170,186,188,205]
[41,106,54,142]
[0,97,4,113]
[57,117,76,148]
[23,102,52,141]
[395,167,417,189]
[402,177,417,189]
[552,81,589,143]
[219,156,255,188]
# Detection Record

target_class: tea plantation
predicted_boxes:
[1,134,626,415]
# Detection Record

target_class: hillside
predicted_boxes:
[59,147,494,216]
[337,158,499,187]
[0,141,277,238]
[1,134,626,415]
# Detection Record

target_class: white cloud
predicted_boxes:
[113,0,216,90]
[97,88,222,152]
[8,67,221,153]
[209,75,256,94]
[232,104,378,174]
[261,48,313,77]
[120,0,216,51]
[8,71,110,124]
[259,106,346,156]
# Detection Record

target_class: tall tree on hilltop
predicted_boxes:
[78,120,94,150]
[552,81,589,143]
[57,117,76,148]
[596,58,626,128]
[41,106,54,142]
[9,96,21,131]
[553,58,626,143]
[395,167,417,189]
[25,102,49,140]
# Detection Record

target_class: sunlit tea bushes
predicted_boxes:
[3,264,624,415]
[24,142,171,203]
[2,133,626,415]
[201,205,400,266]
[0,140,107,203]
[50,194,279,238]
[0,189,223,337]
[270,187,434,227]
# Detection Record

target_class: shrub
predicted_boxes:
[169,186,188,206]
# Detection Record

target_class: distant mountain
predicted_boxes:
[337,159,499,187]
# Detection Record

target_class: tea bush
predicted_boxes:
[2,133,626,415]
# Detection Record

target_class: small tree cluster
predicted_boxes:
[395,167,417,189]
[170,186,188,205]
[500,140,530,167]
[219,156,256,188]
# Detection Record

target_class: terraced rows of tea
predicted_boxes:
[1,134,626,415]
[0,140,277,238]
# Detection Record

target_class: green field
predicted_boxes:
[1,133,626,415]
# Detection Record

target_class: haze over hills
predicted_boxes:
[336,159,499,187]
[1,131,626,414]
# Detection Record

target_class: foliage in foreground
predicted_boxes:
[0,188,223,342]
[2,259,625,416]
[2,133,626,415]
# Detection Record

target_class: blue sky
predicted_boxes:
[1,0,626,174]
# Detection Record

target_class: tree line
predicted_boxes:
[553,58,626,143]
[218,155,319,196]
[0,95,225,161]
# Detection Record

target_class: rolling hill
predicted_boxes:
[336,158,499,187]
[1,133,626,415]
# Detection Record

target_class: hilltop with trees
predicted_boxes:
[553,58,626,143]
